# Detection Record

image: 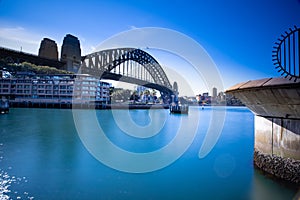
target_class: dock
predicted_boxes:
[0,99,9,114]
[169,104,189,114]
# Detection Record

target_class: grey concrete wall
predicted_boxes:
[226,77,300,118]
[255,115,300,160]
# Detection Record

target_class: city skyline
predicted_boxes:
[1,0,300,95]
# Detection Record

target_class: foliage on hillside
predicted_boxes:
[110,88,132,103]
[0,60,73,75]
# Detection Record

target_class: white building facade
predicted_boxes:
[0,73,111,108]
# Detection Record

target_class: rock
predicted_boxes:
[253,149,300,184]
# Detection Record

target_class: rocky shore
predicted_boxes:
[254,149,300,185]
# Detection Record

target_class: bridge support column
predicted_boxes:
[227,77,300,184]
[254,115,300,160]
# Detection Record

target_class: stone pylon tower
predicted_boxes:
[38,38,58,60]
[60,34,81,73]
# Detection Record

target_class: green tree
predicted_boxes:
[0,61,73,76]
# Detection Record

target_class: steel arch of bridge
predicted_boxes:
[81,48,174,95]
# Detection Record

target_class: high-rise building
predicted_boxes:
[61,34,81,73]
[38,38,58,60]
[136,85,146,96]
[173,81,179,103]
[212,87,217,99]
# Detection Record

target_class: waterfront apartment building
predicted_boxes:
[0,73,111,108]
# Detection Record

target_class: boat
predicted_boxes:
[169,104,189,114]
[0,98,9,114]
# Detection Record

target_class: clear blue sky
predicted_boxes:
[0,0,300,94]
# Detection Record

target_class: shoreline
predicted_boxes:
[8,102,170,110]
[7,102,245,110]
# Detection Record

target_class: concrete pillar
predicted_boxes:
[255,115,300,160]
[226,77,300,184]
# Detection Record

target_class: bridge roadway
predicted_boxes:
[0,47,65,69]
[82,69,174,96]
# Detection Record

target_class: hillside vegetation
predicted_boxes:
[0,61,72,75]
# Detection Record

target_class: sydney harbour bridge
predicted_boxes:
[0,46,177,103]
[81,48,175,101]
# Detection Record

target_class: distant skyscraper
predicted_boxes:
[38,38,58,60]
[173,81,178,103]
[136,85,146,96]
[60,34,81,72]
[212,87,217,99]
[173,81,178,93]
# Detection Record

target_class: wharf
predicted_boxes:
[8,101,169,110]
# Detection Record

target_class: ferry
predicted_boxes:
[0,98,9,114]
[169,104,189,114]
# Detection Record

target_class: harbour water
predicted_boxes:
[0,107,298,199]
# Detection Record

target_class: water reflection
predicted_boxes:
[0,143,33,200]
[0,107,298,199]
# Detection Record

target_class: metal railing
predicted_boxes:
[273,25,300,81]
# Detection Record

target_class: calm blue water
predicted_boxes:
[0,107,298,199]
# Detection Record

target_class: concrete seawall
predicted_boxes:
[227,77,300,184]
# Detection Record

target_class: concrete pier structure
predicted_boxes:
[227,77,300,184]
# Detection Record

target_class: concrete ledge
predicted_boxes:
[227,77,300,91]
[239,78,272,89]
[254,149,300,184]
[226,77,300,118]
